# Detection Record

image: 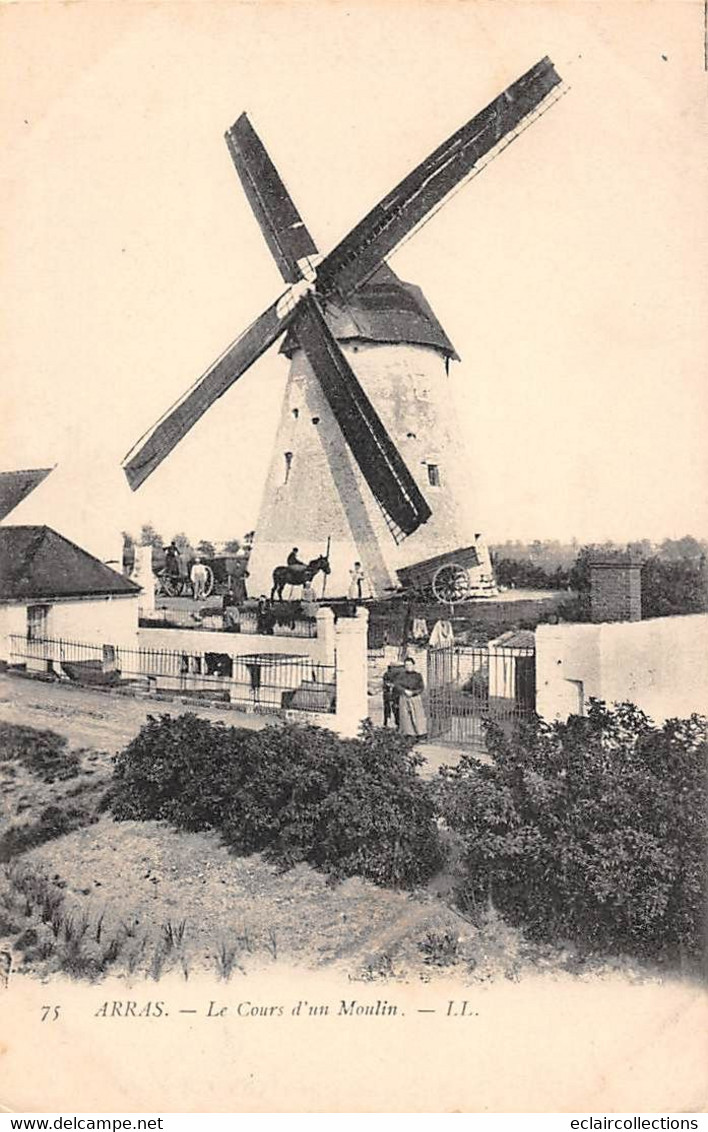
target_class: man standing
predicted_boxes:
[165,541,181,578]
[348,561,365,601]
[190,557,208,602]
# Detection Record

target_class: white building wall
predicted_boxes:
[0,595,139,664]
[0,605,27,664]
[49,596,139,651]
[248,340,483,599]
[536,614,708,724]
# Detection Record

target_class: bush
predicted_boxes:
[110,715,443,888]
[0,722,80,782]
[434,702,707,961]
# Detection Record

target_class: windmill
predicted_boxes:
[122,57,565,600]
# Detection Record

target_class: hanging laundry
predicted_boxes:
[428,619,454,648]
[411,617,429,642]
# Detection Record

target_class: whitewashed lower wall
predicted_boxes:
[138,620,333,667]
[536,614,708,724]
[0,595,139,663]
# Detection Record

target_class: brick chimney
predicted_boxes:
[588,551,643,623]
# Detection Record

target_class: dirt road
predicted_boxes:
[0,672,269,753]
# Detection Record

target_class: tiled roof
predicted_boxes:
[0,468,53,521]
[0,526,139,601]
[490,629,536,650]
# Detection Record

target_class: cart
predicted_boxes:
[396,544,480,605]
[155,564,214,600]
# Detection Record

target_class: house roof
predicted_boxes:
[490,629,536,651]
[0,526,139,601]
[281,265,458,359]
[0,468,53,521]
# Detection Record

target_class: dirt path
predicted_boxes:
[0,672,270,754]
[0,673,462,775]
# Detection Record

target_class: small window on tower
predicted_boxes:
[427,463,440,487]
[284,451,293,484]
[292,408,299,420]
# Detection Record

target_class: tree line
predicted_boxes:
[490,537,708,619]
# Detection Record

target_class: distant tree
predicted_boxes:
[642,556,708,618]
[139,523,163,548]
[223,538,242,554]
[627,539,654,559]
[659,536,706,562]
[196,539,216,559]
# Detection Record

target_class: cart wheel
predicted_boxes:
[203,565,214,599]
[432,563,470,604]
[162,574,182,598]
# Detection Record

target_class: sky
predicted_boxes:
[1,0,707,554]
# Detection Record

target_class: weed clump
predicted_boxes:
[0,722,80,782]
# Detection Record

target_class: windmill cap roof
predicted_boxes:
[0,525,140,601]
[281,265,458,359]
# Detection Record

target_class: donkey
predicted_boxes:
[271,555,330,602]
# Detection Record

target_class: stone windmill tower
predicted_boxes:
[250,264,487,598]
[122,59,564,599]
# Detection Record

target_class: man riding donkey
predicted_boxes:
[271,541,331,602]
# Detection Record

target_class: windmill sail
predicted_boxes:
[316,57,562,299]
[122,56,564,522]
[295,294,432,536]
[225,113,319,284]
[122,298,293,490]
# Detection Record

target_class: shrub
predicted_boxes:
[434,702,707,961]
[0,722,81,782]
[110,714,443,889]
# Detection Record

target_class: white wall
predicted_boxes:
[138,606,335,666]
[0,594,139,665]
[536,614,708,724]
[0,597,139,661]
[0,604,27,663]
[49,595,139,650]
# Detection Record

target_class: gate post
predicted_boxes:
[333,606,369,738]
[134,545,156,614]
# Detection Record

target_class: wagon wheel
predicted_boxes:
[432,562,470,605]
[161,573,183,598]
[202,564,215,598]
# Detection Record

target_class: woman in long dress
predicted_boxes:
[396,657,427,739]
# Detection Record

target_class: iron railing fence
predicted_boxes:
[426,643,536,746]
[9,635,335,714]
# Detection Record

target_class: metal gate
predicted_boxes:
[426,644,536,747]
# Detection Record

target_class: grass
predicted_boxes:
[214,940,244,981]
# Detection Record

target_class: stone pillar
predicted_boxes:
[133,545,156,614]
[333,606,369,738]
[589,552,643,623]
[315,605,336,665]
